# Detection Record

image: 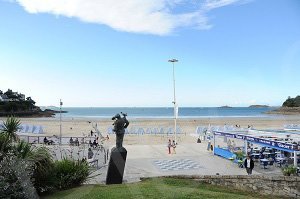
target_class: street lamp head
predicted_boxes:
[168,59,178,63]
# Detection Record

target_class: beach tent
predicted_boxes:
[125,128,129,134]
[159,127,165,135]
[19,124,29,133]
[166,127,173,135]
[195,126,201,134]
[176,127,182,134]
[129,127,137,135]
[33,126,44,134]
[27,125,33,133]
[107,127,113,134]
[152,128,159,135]
[146,128,152,134]
[137,128,145,135]
[284,124,300,131]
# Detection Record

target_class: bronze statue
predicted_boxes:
[112,112,129,148]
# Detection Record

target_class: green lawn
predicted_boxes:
[43,177,280,199]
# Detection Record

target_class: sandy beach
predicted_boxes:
[2,115,300,145]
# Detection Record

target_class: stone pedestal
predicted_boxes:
[106,147,127,185]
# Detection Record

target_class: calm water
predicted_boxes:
[46,107,278,119]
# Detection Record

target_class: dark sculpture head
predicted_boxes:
[112,113,121,120]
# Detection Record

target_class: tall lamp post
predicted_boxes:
[59,99,63,145]
[168,59,178,144]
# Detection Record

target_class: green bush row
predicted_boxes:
[0,117,90,198]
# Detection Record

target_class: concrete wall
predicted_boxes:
[164,175,300,198]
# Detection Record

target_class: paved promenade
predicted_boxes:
[89,143,258,184]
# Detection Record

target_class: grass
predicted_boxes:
[43,177,281,199]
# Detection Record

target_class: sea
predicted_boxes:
[43,107,279,119]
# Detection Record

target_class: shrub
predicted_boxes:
[30,147,56,194]
[282,165,297,176]
[54,158,90,190]
[234,151,245,160]
[0,156,38,199]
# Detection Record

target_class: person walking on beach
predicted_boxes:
[172,140,176,154]
[207,139,211,151]
[167,139,172,154]
[244,155,254,175]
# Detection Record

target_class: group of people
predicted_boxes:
[89,139,99,148]
[167,139,176,154]
[81,148,95,163]
[69,137,80,146]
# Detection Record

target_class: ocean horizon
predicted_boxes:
[41,107,279,119]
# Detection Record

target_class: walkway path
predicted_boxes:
[88,143,258,184]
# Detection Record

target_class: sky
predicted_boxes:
[0,0,299,107]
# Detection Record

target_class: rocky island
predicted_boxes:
[219,105,232,108]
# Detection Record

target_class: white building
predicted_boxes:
[0,94,9,102]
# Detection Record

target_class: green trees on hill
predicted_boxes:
[282,95,300,107]
[0,89,37,113]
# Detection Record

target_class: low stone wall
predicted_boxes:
[162,175,300,198]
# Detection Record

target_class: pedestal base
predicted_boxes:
[106,147,127,185]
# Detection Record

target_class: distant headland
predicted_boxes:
[249,105,269,108]
[0,89,67,117]
[266,95,300,115]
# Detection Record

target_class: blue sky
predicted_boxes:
[0,0,299,107]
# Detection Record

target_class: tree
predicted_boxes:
[282,95,300,107]
[25,97,36,110]
[1,117,20,142]
[4,89,17,99]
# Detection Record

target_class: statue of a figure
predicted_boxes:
[112,112,129,148]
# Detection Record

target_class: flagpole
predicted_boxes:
[60,99,62,145]
[168,59,178,144]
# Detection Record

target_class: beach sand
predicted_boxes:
[2,115,300,145]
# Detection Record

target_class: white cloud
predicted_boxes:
[202,0,240,10]
[14,0,249,35]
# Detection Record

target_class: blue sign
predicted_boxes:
[214,131,299,152]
